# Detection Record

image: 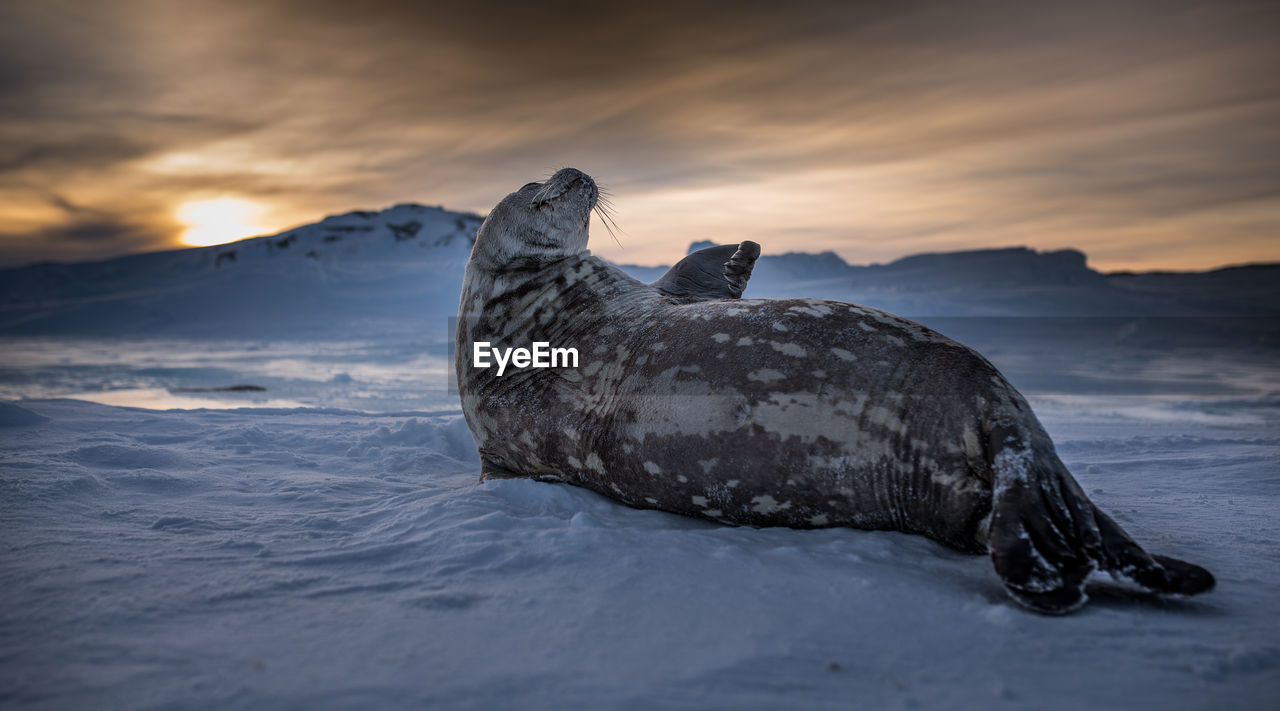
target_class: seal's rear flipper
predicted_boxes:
[988,476,1098,614]
[988,445,1215,613]
[651,241,760,302]
[1093,506,1215,595]
[1150,554,1216,594]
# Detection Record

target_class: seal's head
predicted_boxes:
[470,167,599,271]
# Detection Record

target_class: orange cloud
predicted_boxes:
[0,0,1276,270]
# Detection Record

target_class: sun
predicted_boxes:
[176,197,273,247]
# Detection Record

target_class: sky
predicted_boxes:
[1,0,1277,272]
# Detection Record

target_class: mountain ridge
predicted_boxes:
[1,203,1276,338]
[8,207,1273,277]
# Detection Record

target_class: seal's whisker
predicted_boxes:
[593,204,624,247]
[594,189,619,218]
[531,184,551,205]
[596,184,617,207]
[600,211,621,237]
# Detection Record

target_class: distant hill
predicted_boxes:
[0,204,481,339]
[619,241,1279,318]
[0,205,1275,340]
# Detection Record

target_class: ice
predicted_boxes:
[0,338,457,412]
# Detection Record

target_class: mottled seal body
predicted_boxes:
[457,168,1214,614]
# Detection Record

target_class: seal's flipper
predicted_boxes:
[480,458,523,481]
[1149,554,1216,595]
[723,241,761,298]
[988,476,1099,614]
[1093,506,1215,595]
[988,440,1215,613]
[651,241,760,302]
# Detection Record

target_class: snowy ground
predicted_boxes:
[0,338,455,412]
[2,334,1279,710]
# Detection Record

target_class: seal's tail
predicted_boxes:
[987,444,1214,614]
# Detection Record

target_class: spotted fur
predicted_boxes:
[456,168,1215,614]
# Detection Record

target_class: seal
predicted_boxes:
[456,168,1215,614]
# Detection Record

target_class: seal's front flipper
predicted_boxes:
[481,457,567,485]
[722,241,760,298]
[480,458,523,481]
[651,241,760,302]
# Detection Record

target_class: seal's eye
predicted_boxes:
[521,182,540,190]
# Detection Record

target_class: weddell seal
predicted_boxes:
[455,168,1215,614]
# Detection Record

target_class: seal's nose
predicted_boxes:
[549,167,593,191]
[544,167,597,209]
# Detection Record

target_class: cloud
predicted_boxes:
[38,218,157,246]
[0,196,170,266]
[0,0,1277,270]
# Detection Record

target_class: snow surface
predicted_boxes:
[2,204,1279,708]
[2,389,1278,710]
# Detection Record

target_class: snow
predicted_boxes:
[2,209,1278,708]
[0,338,455,412]
[2,389,1278,709]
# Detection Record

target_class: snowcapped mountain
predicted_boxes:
[1,203,1276,340]
[0,204,482,339]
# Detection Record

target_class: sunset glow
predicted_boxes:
[1,1,1277,270]
[176,198,272,248]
